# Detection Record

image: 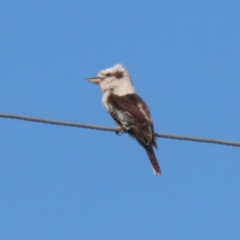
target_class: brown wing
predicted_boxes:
[107,93,157,149]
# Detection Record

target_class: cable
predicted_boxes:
[0,112,239,147]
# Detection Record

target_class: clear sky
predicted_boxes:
[0,1,240,239]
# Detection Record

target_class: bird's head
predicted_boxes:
[85,64,135,96]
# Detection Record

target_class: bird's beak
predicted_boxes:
[85,77,102,84]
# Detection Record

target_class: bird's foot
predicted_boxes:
[115,126,125,135]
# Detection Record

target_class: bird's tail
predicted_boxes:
[145,146,161,176]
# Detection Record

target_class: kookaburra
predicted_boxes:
[86,64,161,175]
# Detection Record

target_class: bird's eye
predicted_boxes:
[106,73,111,77]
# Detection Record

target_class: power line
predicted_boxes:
[0,112,239,147]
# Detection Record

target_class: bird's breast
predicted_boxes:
[102,90,111,112]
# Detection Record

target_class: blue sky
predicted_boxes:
[0,1,240,239]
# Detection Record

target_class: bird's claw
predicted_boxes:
[115,126,124,135]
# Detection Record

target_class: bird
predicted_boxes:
[85,64,161,175]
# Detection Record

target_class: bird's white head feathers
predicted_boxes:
[86,64,135,96]
[97,64,125,78]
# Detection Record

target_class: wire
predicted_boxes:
[0,112,239,147]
